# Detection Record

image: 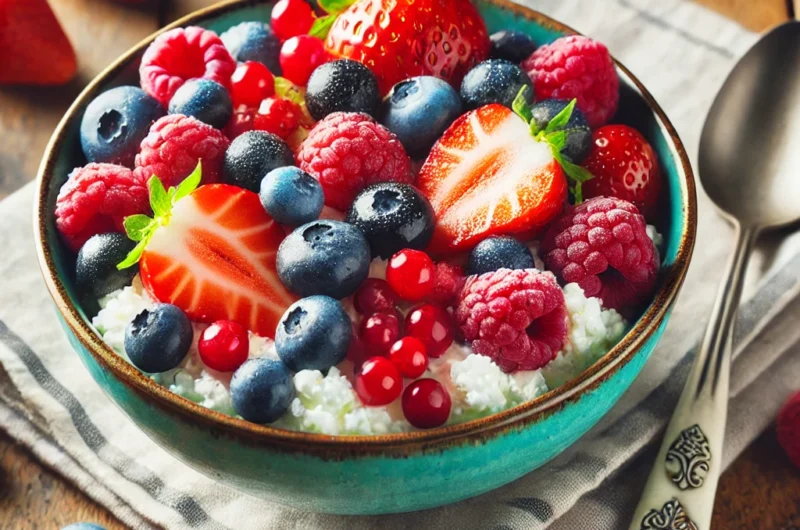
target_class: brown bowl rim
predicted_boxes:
[34,0,697,455]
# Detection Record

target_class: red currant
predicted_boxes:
[386,249,436,302]
[405,304,454,358]
[353,278,399,315]
[355,357,403,406]
[254,97,301,139]
[226,104,256,139]
[402,378,451,429]
[359,310,403,357]
[230,61,275,108]
[280,36,328,86]
[271,0,316,41]
[389,337,428,378]
[197,320,249,372]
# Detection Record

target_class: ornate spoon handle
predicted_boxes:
[629,224,758,530]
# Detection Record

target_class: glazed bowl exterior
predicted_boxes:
[34,0,696,515]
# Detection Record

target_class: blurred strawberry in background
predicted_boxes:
[0,0,77,85]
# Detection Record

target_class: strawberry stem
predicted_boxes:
[116,161,203,270]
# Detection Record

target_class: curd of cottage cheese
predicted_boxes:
[92,233,635,435]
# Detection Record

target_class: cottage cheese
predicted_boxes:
[94,268,628,434]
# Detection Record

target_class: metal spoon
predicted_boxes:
[630,21,800,530]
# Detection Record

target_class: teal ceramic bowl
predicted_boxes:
[34,0,696,515]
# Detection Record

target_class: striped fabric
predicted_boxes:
[1,1,798,528]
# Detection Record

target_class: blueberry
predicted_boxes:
[345,183,434,259]
[223,131,294,192]
[460,59,534,110]
[275,295,352,372]
[60,525,107,530]
[380,76,462,159]
[220,21,281,75]
[531,99,592,163]
[277,220,370,298]
[230,358,294,423]
[124,304,193,373]
[490,30,538,63]
[259,166,324,226]
[168,79,232,130]
[467,236,534,275]
[306,60,380,120]
[80,86,165,167]
[76,233,138,298]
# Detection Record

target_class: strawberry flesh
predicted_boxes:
[417,104,568,254]
[140,184,296,338]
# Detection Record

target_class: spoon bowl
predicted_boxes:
[700,21,800,229]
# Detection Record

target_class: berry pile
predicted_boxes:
[60,1,667,433]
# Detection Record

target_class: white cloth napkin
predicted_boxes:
[1,0,798,528]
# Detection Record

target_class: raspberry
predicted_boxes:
[295,112,412,210]
[55,163,149,251]
[140,26,236,107]
[427,262,465,307]
[777,390,800,471]
[134,114,230,188]
[522,35,618,128]
[455,268,567,373]
[540,196,659,313]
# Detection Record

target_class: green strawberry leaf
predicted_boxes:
[546,141,594,205]
[512,86,533,125]
[318,0,356,14]
[174,161,202,202]
[117,238,149,270]
[545,130,567,152]
[544,99,576,134]
[123,214,155,242]
[309,14,337,39]
[118,165,204,270]
[148,176,170,218]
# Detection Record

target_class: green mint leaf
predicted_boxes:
[318,0,356,14]
[117,237,149,270]
[174,161,202,202]
[309,15,337,39]
[544,98,576,134]
[148,176,170,217]
[123,214,154,242]
[512,86,533,124]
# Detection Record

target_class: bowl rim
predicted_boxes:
[34,0,697,455]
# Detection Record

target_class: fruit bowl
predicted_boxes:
[34,0,696,515]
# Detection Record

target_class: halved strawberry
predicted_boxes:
[417,103,569,254]
[118,164,296,337]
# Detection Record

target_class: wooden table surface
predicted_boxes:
[1,0,799,528]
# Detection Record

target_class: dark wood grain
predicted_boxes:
[0,0,798,529]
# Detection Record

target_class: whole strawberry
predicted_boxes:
[582,125,662,221]
[324,0,490,95]
[0,0,77,85]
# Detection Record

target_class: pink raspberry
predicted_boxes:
[140,26,236,107]
[522,35,619,128]
[55,163,149,251]
[295,112,412,211]
[134,114,229,188]
[540,196,659,313]
[427,262,465,307]
[455,268,568,373]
